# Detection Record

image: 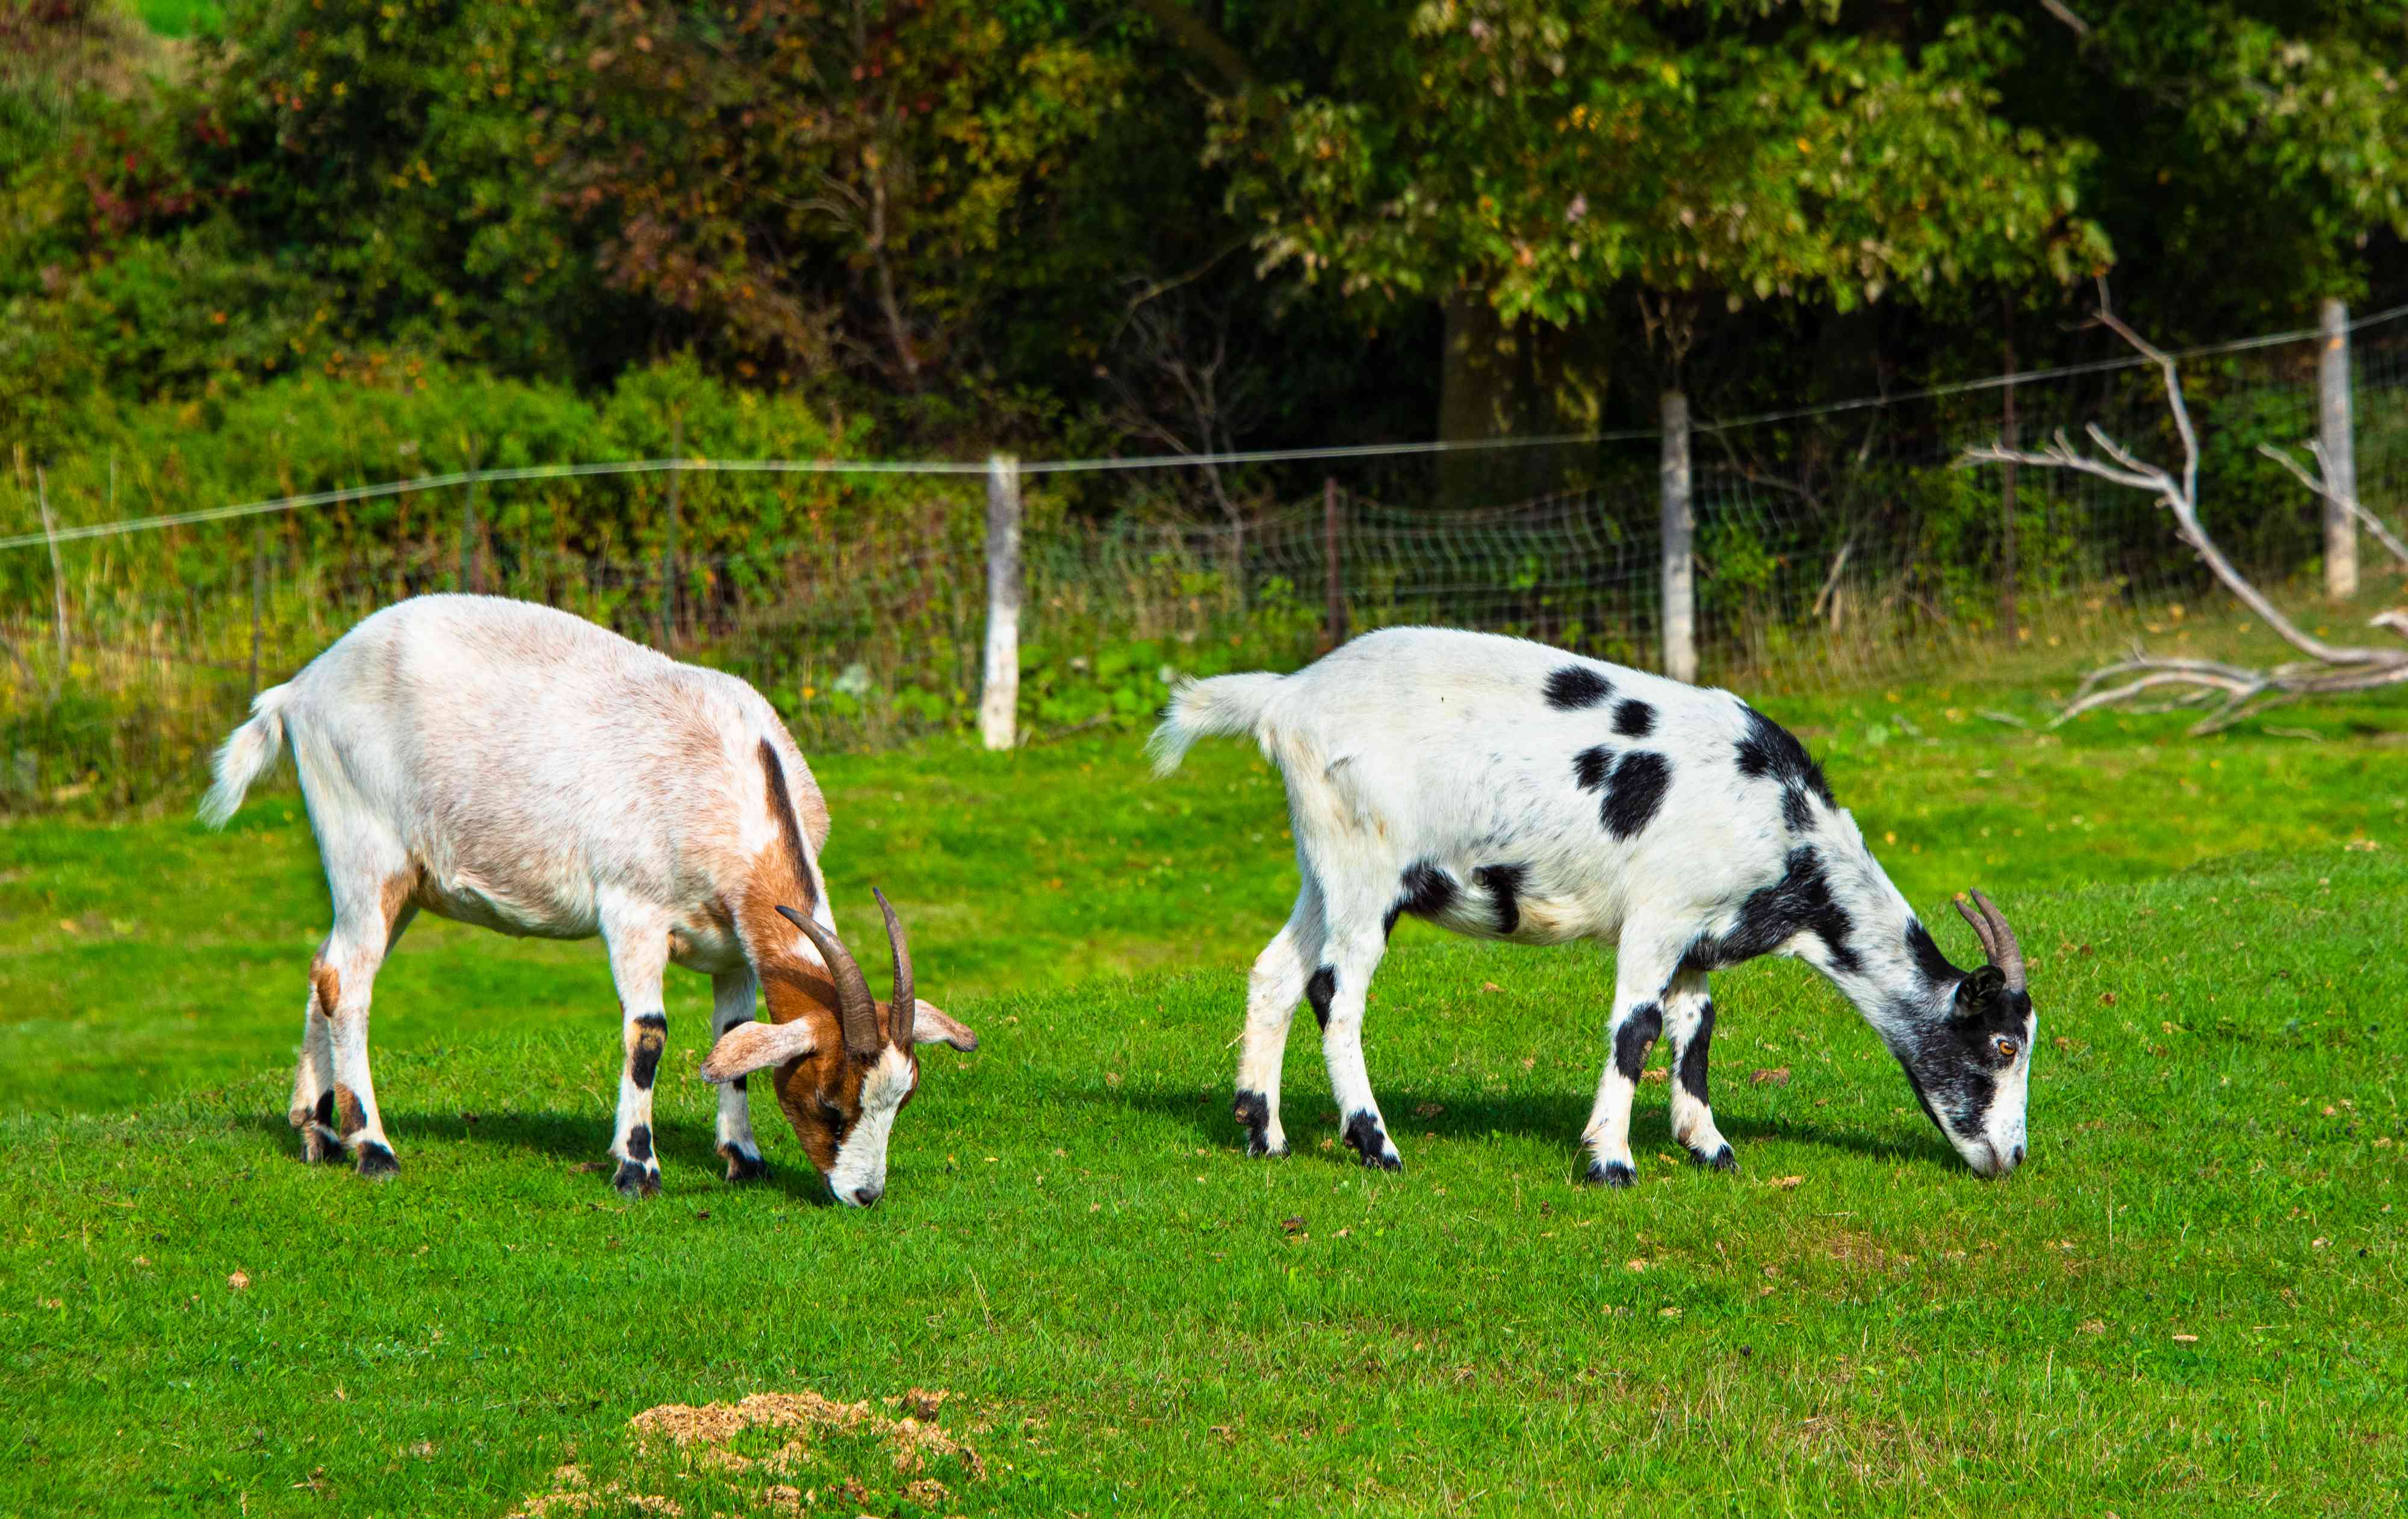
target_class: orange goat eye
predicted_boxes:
[1997,1039,2019,1058]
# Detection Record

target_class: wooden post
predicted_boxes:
[36,467,68,679]
[1323,477,1347,649]
[2319,297,2357,601]
[661,415,684,650]
[2000,301,2020,644]
[249,517,264,695]
[979,453,1022,750]
[1659,389,1696,683]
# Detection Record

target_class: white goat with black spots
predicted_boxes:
[199,594,976,1205]
[1150,626,2035,1185]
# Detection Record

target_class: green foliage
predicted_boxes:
[1209,3,2111,332]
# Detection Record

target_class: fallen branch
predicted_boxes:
[2257,440,2408,571]
[1958,310,2408,735]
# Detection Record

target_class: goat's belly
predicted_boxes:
[416,870,598,940]
[1420,888,1615,946]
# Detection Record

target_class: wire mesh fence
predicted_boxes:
[5,312,2407,813]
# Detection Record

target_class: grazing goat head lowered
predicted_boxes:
[198,594,975,1206]
[1150,626,2037,1186]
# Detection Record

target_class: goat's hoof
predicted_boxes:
[1583,1159,1636,1188]
[1233,1090,1286,1158]
[355,1143,400,1180]
[1694,1145,1738,1174]
[613,1160,661,1198]
[1341,1112,1402,1172]
[721,1149,769,1184]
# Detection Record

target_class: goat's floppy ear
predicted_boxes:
[700,1018,819,1082]
[909,999,978,1052]
[1953,964,2007,1016]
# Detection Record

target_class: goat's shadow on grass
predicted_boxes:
[234,1109,833,1205]
[1096,1084,1953,1176]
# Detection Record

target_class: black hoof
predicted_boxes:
[355,1143,400,1179]
[1583,1159,1635,1188]
[1342,1112,1402,1172]
[613,1160,661,1198]
[721,1149,769,1184]
[1696,1145,1739,1174]
[1233,1090,1282,1158]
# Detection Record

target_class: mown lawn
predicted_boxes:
[4,682,2406,1515]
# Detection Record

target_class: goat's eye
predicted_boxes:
[1996,1038,2019,1059]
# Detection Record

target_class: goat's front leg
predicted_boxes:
[710,968,769,1182]
[1663,968,1736,1173]
[1233,878,1326,1159]
[600,904,674,1198]
[1581,929,1686,1187]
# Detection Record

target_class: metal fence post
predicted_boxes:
[1323,477,1347,649]
[979,453,1022,750]
[1659,388,1696,683]
[2320,297,2357,601]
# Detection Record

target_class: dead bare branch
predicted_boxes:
[1958,312,2408,735]
[2257,441,2408,570]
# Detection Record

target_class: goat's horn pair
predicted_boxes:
[1952,889,2026,993]
[775,894,914,1055]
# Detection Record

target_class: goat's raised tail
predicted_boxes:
[1147,671,1287,775]
[199,683,293,827]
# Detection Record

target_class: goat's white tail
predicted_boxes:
[199,683,293,827]
[1147,671,1288,775]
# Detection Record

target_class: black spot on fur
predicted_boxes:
[613,1158,657,1197]
[1904,919,1962,987]
[356,1143,399,1179]
[1676,1001,1715,1106]
[1573,744,1615,791]
[721,1146,769,1184]
[1545,665,1612,710]
[731,1075,748,1093]
[1612,1002,1664,1082]
[628,1012,668,1089]
[1342,1111,1400,1170]
[1612,699,1657,738]
[1683,845,1862,975]
[1600,751,1673,839]
[311,1090,335,1127]
[625,1123,654,1164]
[1734,706,1835,807]
[1385,860,1459,937]
[758,738,821,907]
[1780,784,1813,834]
[1584,1159,1635,1188]
[1473,863,1527,936]
[1306,966,1336,1031]
[1233,1089,1281,1158]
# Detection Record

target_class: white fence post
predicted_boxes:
[979,453,1022,750]
[1659,388,1696,683]
[2319,297,2357,601]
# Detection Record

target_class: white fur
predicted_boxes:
[1155,626,2035,1182]
[199,594,918,1199]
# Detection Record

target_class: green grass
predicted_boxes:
[4,682,2407,1514]
[128,0,223,40]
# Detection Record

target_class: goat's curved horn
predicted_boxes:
[1969,889,2026,993]
[1953,893,2001,964]
[874,887,913,1049]
[776,904,880,1056]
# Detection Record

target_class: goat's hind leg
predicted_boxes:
[1315,878,1400,1172]
[1234,876,1326,1159]
[287,964,340,1163]
[1663,968,1736,1173]
[600,901,674,1198]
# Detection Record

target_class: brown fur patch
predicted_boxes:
[310,961,342,1020]
[334,1084,367,1136]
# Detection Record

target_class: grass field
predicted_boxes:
[5,679,2407,1514]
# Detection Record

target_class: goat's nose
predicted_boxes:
[2009,1144,2026,1170]
[851,1184,884,1207]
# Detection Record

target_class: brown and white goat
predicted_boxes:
[200,594,975,1204]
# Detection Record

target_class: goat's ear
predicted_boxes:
[1953,965,2006,1016]
[700,1018,818,1081]
[909,999,978,1052]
